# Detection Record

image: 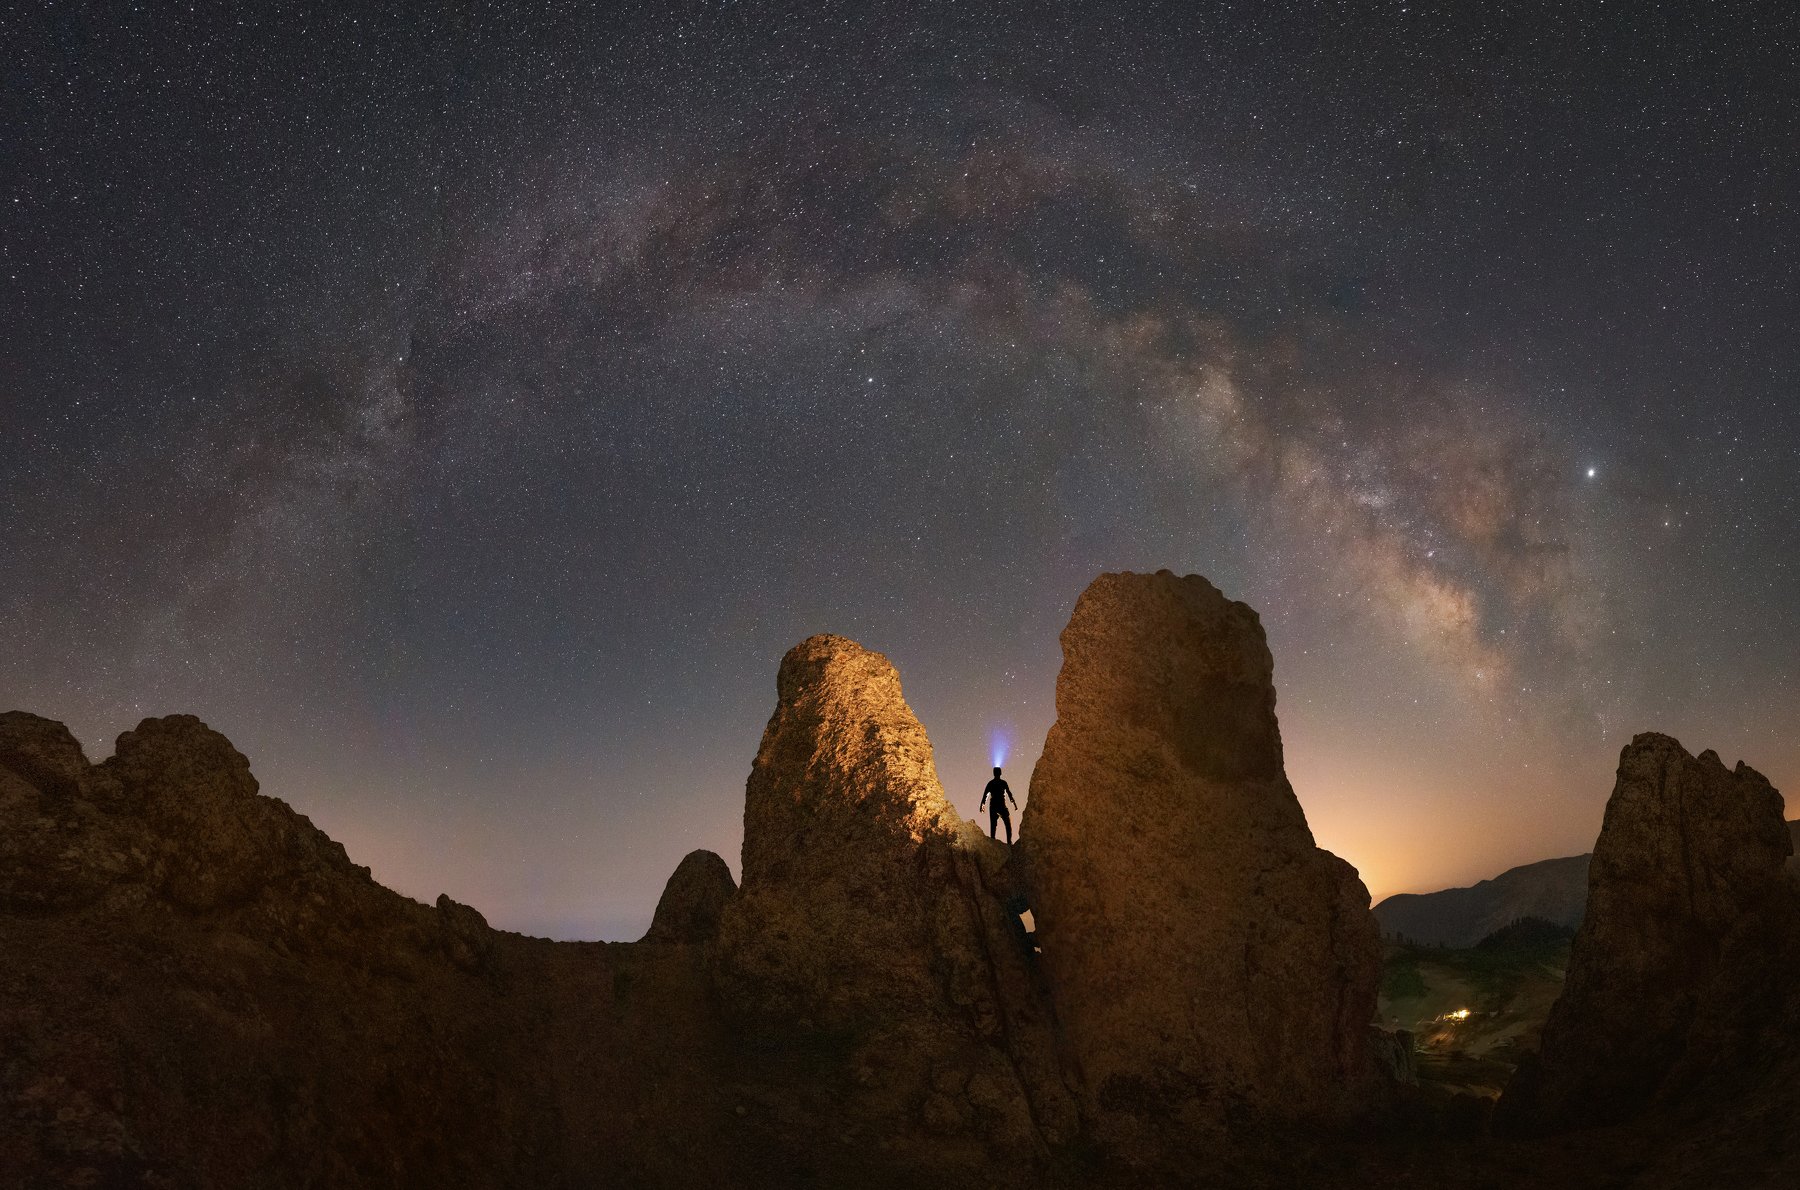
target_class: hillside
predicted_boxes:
[1378,919,1573,1098]
[1373,855,1591,948]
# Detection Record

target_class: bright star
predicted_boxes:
[1585,466,1597,479]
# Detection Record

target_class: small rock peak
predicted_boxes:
[106,714,259,803]
[0,710,91,799]
[436,894,496,973]
[97,713,357,911]
[642,849,737,944]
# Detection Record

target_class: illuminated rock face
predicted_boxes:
[715,633,969,1022]
[1499,734,1794,1132]
[1020,571,1383,1149]
[714,634,1078,1173]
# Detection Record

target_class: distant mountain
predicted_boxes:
[1374,854,1592,948]
[1376,820,1800,949]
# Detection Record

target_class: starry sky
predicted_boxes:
[5,1,1797,939]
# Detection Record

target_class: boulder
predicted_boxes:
[1498,733,1792,1132]
[1019,570,1383,1148]
[642,849,737,943]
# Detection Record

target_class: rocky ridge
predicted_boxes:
[8,574,1796,1187]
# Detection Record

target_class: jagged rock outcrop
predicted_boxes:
[1020,571,1383,1156]
[714,634,1076,1178]
[0,712,741,1188]
[1498,733,1794,1135]
[643,849,737,943]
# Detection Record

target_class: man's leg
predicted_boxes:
[1000,809,1013,845]
[988,805,1000,839]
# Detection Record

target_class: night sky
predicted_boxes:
[6,2,1796,939]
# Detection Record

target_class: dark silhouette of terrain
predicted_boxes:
[2,572,1796,1188]
[1375,854,1591,948]
[1375,822,1799,948]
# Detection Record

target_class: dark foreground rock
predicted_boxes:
[0,710,741,1188]
[1498,732,1798,1163]
[0,653,1076,1189]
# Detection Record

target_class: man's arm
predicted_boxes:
[1006,782,1018,808]
[979,788,989,810]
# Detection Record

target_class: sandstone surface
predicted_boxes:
[714,634,1077,1177]
[1499,733,1794,1133]
[1019,570,1384,1156]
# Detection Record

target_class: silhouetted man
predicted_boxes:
[980,766,1017,844]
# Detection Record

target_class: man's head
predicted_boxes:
[993,766,1002,777]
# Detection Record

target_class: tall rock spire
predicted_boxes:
[1020,570,1383,1154]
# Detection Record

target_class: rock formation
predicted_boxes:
[1499,733,1794,1134]
[0,710,740,1187]
[22,585,1794,1186]
[0,641,1083,1189]
[642,849,737,943]
[1019,571,1384,1156]
[713,634,1077,1178]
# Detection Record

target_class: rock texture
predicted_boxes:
[714,634,1076,1179]
[0,711,742,1188]
[1020,571,1383,1156]
[14,601,1793,1186]
[1499,733,1794,1134]
[642,849,737,943]
[0,642,1077,1189]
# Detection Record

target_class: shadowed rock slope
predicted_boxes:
[1498,732,1799,1171]
[0,710,746,1188]
[1020,571,1386,1162]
